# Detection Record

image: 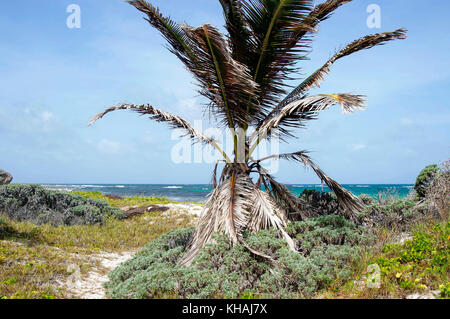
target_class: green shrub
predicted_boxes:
[415,164,439,199]
[106,215,375,299]
[425,161,450,220]
[359,198,433,229]
[0,184,125,226]
[298,189,342,217]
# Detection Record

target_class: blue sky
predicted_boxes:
[0,0,449,184]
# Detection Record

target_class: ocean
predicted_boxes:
[41,184,414,203]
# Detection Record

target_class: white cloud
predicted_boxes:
[41,111,54,122]
[350,143,366,151]
[0,107,56,133]
[97,139,121,154]
[400,117,413,126]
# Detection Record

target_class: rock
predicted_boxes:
[0,169,13,185]
[122,205,170,218]
[105,194,123,200]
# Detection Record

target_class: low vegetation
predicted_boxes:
[0,208,195,299]
[106,215,375,298]
[71,191,171,208]
[415,164,439,199]
[0,185,125,226]
[319,220,449,299]
[1,162,448,299]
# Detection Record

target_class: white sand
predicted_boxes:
[62,251,135,299]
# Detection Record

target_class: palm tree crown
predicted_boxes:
[90,0,406,265]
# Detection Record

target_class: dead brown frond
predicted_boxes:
[252,93,365,143]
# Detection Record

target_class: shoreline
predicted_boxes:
[31,183,415,203]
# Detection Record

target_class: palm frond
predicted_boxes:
[279,29,407,108]
[252,93,365,144]
[240,0,314,109]
[260,151,363,218]
[129,1,259,127]
[180,172,255,265]
[308,0,351,22]
[182,24,260,127]
[127,0,198,65]
[265,174,310,219]
[181,170,297,266]
[248,187,296,251]
[219,0,256,65]
[88,103,232,163]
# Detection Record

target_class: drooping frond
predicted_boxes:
[303,0,352,28]
[259,169,310,220]
[180,170,297,266]
[240,0,314,109]
[278,28,407,108]
[252,93,365,144]
[88,103,231,163]
[248,187,296,251]
[259,151,363,218]
[182,25,260,127]
[180,172,254,265]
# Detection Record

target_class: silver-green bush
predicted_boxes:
[106,215,375,299]
[0,184,125,226]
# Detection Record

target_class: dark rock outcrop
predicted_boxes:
[0,170,13,185]
[0,184,125,226]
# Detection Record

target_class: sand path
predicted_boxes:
[63,203,202,299]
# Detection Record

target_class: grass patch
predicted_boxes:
[0,209,195,299]
[71,191,204,208]
[71,191,172,208]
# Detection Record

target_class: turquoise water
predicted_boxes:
[42,184,413,203]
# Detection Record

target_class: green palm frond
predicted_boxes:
[278,28,407,108]
[183,25,260,128]
[241,0,313,109]
[219,0,256,64]
[127,0,198,65]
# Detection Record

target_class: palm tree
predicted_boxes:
[89,0,406,265]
